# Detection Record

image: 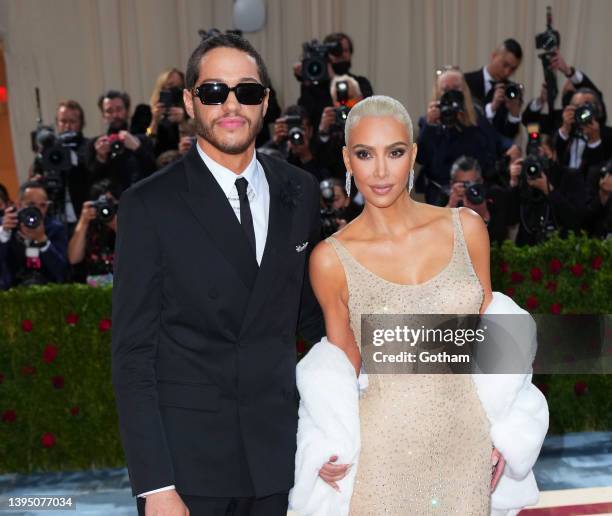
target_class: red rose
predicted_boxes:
[499,261,509,273]
[99,318,112,332]
[2,410,16,423]
[510,271,524,284]
[505,287,516,297]
[66,312,79,326]
[530,267,543,282]
[526,296,539,310]
[535,383,549,396]
[570,263,584,277]
[21,365,36,376]
[574,381,588,396]
[550,303,562,315]
[52,376,65,389]
[545,280,557,293]
[42,344,58,364]
[592,255,603,270]
[41,432,56,448]
[70,406,80,416]
[21,319,33,332]
[296,339,306,354]
[549,258,562,274]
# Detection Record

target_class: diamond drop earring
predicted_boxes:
[345,171,352,197]
[408,169,414,195]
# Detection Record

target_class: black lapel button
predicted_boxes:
[208,287,219,299]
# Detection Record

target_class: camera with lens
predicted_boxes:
[439,90,465,127]
[574,102,598,127]
[504,81,523,101]
[107,132,125,159]
[35,130,80,173]
[464,182,486,205]
[91,195,118,224]
[599,158,612,179]
[301,39,342,83]
[17,206,43,230]
[159,87,183,109]
[319,179,341,238]
[521,129,548,181]
[535,6,561,70]
[285,114,305,146]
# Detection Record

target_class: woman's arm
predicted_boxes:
[458,207,493,313]
[309,240,361,376]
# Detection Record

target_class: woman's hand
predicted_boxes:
[78,201,96,228]
[426,101,440,125]
[318,455,352,492]
[490,447,506,492]
[151,102,166,124]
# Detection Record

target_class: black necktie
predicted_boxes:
[235,177,257,258]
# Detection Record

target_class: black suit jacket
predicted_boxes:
[112,146,324,498]
[465,67,520,139]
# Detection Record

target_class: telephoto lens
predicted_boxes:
[92,196,118,224]
[17,207,43,229]
[464,182,486,204]
[574,103,595,126]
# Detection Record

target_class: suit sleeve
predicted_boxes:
[40,223,68,282]
[111,187,175,495]
[296,175,325,344]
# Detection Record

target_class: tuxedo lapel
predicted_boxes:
[178,146,258,291]
[239,154,294,337]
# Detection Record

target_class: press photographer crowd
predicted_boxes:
[0,26,610,291]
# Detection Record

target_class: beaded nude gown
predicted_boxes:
[326,209,492,515]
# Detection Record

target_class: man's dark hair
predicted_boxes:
[19,180,48,199]
[324,32,354,54]
[57,99,86,128]
[284,104,311,126]
[89,178,122,201]
[0,183,9,205]
[185,33,271,90]
[97,90,131,113]
[502,38,523,61]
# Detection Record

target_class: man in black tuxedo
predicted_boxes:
[464,39,523,139]
[112,33,324,516]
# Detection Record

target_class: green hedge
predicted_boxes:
[0,234,610,473]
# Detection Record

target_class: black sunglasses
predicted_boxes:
[193,82,267,105]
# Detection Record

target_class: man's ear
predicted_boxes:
[183,89,195,119]
[262,89,270,118]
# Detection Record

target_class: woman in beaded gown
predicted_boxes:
[309,95,506,515]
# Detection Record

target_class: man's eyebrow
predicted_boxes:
[200,77,260,83]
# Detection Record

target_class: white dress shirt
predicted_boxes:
[483,66,522,124]
[138,145,270,498]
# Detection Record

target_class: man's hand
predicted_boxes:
[318,455,351,492]
[527,172,551,195]
[120,131,142,151]
[1,206,18,231]
[78,201,96,228]
[490,83,506,112]
[491,447,506,492]
[95,136,111,163]
[273,117,288,144]
[560,104,576,137]
[318,107,336,135]
[549,49,572,76]
[509,158,522,188]
[446,182,465,208]
[426,101,440,125]
[506,96,522,117]
[506,144,522,163]
[582,119,601,145]
[19,222,46,243]
[144,490,189,516]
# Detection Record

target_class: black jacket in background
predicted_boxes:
[554,125,612,173]
[112,146,325,498]
[465,67,520,140]
[583,164,612,238]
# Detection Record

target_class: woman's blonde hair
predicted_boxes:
[149,68,185,108]
[431,66,477,127]
[344,95,413,144]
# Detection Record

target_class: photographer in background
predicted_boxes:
[68,179,118,287]
[522,49,606,135]
[29,100,90,235]
[296,32,373,131]
[445,156,513,244]
[146,68,187,156]
[0,181,68,289]
[465,39,524,139]
[316,75,364,178]
[319,177,362,237]
[554,88,612,173]
[417,66,517,206]
[88,90,156,194]
[259,104,330,181]
[510,131,586,245]
[583,159,612,239]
